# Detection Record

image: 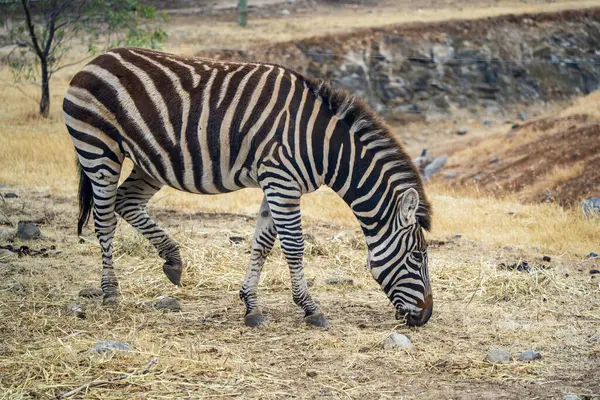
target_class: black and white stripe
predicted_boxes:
[63,47,433,327]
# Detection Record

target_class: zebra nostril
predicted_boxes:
[395,308,408,321]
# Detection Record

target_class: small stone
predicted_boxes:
[89,340,132,353]
[489,156,500,164]
[65,303,86,319]
[306,370,318,378]
[325,277,354,285]
[519,350,541,361]
[16,221,41,240]
[303,233,316,242]
[3,193,18,199]
[563,395,583,400]
[0,249,17,263]
[511,124,520,130]
[454,234,462,239]
[79,287,103,298]
[482,119,493,126]
[154,296,181,312]
[590,269,600,275]
[422,154,448,180]
[485,348,511,364]
[456,127,469,135]
[582,197,600,218]
[280,8,291,15]
[384,332,414,351]
[517,112,527,121]
[586,252,598,259]
[229,236,245,244]
[542,255,551,262]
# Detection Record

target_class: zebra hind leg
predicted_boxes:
[240,197,277,327]
[83,168,122,306]
[115,167,183,286]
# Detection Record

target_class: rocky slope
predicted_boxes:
[206,8,600,119]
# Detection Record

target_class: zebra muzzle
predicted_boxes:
[396,295,433,326]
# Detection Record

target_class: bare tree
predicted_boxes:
[3,0,167,117]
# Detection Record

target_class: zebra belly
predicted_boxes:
[121,137,260,195]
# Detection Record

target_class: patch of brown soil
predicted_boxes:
[440,113,600,205]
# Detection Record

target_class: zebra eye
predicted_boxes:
[412,251,424,262]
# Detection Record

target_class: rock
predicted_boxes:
[590,269,600,275]
[79,287,103,298]
[65,303,86,319]
[16,221,41,240]
[586,252,598,259]
[422,154,448,180]
[489,156,500,164]
[280,8,291,15]
[3,193,18,199]
[325,277,354,286]
[412,149,430,170]
[517,112,527,121]
[384,332,414,351]
[303,233,316,242]
[154,296,181,312]
[482,119,493,126]
[542,255,552,262]
[582,198,600,218]
[0,249,17,263]
[457,127,469,135]
[454,234,462,239]
[519,350,541,361]
[229,236,245,244]
[306,370,318,378]
[511,124,520,130]
[563,395,583,400]
[485,348,511,363]
[89,340,132,353]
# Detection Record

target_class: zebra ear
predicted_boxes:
[399,188,419,226]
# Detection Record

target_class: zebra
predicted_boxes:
[63,47,433,327]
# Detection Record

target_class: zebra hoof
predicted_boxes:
[163,262,182,286]
[304,312,329,328]
[102,295,119,307]
[244,311,266,327]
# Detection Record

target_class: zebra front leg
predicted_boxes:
[240,197,277,327]
[115,167,183,286]
[262,188,328,328]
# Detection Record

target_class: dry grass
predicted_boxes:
[0,188,598,399]
[1,4,599,397]
[1,79,599,399]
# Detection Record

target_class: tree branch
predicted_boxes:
[50,55,94,74]
[21,0,43,58]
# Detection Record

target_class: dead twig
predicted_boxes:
[55,357,158,399]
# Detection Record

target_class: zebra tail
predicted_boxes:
[77,162,93,236]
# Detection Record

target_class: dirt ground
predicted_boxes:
[0,188,598,399]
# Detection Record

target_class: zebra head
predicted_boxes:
[366,188,432,326]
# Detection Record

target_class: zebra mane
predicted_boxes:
[301,75,432,231]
